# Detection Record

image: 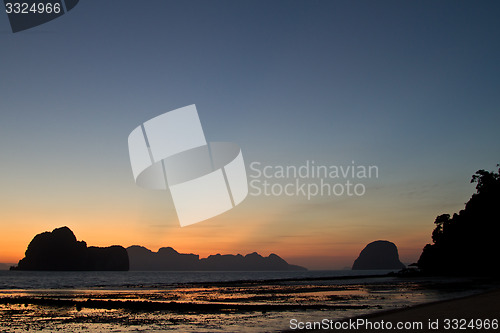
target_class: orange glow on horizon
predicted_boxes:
[0,189,445,269]
[0,213,431,270]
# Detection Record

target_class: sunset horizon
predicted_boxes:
[0,165,482,270]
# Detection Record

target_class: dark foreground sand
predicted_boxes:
[305,289,500,333]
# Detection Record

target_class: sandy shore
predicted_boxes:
[303,288,500,332]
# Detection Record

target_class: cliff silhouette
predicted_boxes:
[127,246,307,271]
[11,227,129,271]
[417,166,500,276]
[352,240,405,270]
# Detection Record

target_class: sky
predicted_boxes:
[1,1,499,269]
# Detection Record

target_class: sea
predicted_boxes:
[0,269,391,290]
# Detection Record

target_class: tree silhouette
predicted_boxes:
[417,165,500,276]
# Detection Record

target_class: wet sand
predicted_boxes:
[305,288,500,332]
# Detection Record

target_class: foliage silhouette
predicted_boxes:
[417,165,500,276]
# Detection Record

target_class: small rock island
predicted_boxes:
[352,240,406,270]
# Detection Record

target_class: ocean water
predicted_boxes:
[0,269,393,290]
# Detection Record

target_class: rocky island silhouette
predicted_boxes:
[352,240,406,270]
[11,227,306,271]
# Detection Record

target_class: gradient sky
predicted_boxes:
[1,1,499,269]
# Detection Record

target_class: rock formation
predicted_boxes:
[10,226,305,271]
[352,240,405,270]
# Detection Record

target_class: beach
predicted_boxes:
[303,288,500,333]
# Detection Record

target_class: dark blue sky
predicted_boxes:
[1,1,499,267]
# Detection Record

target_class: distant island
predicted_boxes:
[127,246,307,271]
[10,227,306,271]
[352,240,405,270]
